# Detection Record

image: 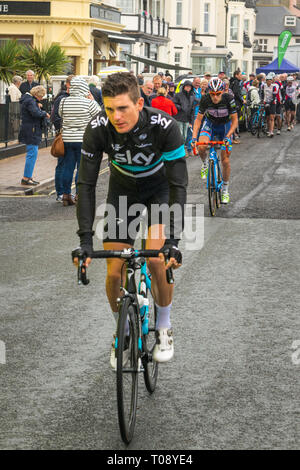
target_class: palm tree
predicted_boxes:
[23,44,69,83]
[0,40,27,84]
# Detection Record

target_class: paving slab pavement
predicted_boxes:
[0,147,57,196]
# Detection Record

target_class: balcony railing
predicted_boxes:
[121,14,169,39]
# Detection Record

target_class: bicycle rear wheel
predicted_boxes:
[142,283,158,393]
[116,297,139,444]
[208,159,217,216]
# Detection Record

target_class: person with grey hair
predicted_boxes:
[8,75,22,102]
[88,75,103,106]
[20,70,39,95]
[19,85,50,185]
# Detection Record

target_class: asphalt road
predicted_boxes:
[0,127,299,450]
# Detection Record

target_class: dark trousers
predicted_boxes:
[62,142,82,195]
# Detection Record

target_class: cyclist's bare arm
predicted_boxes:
[227,113,238,139]
[192,113,204,141]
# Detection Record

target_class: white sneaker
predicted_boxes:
[110,335,130,370]
[277,130,281,135]
[153,329,174,363]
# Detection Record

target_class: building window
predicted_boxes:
[284,16,296,27]
[296,38,300,44]
[116,0,135,13]
[242,61,248,74]
[192,57,225,75]
[230,60,238,74]
[176,1,182,26]
[174,51,182,78]
[259,38,268,52]
[244,19,249,35]
[204,3,210,34]
[230,15,239,41]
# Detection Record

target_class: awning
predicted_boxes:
[92,29,135,44]
[108,34,135,44]
[125,53,192,71]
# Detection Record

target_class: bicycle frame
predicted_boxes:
[206,145,223,194]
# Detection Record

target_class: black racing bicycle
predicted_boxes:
[72,246,174,444]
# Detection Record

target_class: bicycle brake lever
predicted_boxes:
[72,247,90,286]
[166,267,174,285]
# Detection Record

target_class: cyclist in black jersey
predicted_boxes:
[191,78,238,204]
[75,73,187,366]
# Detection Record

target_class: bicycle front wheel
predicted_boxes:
[208,160,217,216]
[216,162,222,209]
[116,297,139,444]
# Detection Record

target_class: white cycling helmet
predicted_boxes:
[266,72,275,80]
[208,77,225,92]
[287,76,294,81]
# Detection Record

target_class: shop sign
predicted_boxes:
[90,4,121,23]
[0,1,50,16]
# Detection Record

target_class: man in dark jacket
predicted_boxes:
[229,70,245,141]
[140,80,154,107]
[19,70,39,95]
[173,81,195,155]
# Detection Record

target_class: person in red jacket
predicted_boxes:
[151,87,178,116]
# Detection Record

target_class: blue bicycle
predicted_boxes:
[72,245,173,444]
[249,104,266,138]
[194,140,228,216]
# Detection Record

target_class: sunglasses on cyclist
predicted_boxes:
[209,91,222,96]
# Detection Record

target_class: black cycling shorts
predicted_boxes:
[285,100,296,112]
[265,103,276,116]
[102,166,169,245]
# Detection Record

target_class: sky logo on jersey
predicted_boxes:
[139,134,147,140]
[150,114,172,130]
[81,149,95,159]
[90,115,109,129]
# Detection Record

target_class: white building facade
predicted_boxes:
[113,0,257,76]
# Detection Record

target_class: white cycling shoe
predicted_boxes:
[153,328,174,363]
[110,335,130,370]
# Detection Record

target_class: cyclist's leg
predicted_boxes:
[145,226,174,362]
[145,224,173,309]
[197,118,212,161]
[104,241,132,313]
[220,122,232,203]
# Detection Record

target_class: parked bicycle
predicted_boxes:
[249,104,267,138]
[72,245,174,444]
[193,140,229,216]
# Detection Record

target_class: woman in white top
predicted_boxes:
[8,75,22,102]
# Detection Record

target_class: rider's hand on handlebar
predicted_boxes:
[191,138,197,149]
[72,245,93,268]
[159,242,182,270]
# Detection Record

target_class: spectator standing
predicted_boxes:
[19,70,39,95]
[19,85,50,185]
[58,77,100,206]
[223,79,234,98]
[247,79,261,129]
[167,82,176,100]
[200,78,209,95]
[186,77,202,154]
[8,75,22,102]
[140,80,154,106]
[151,87,178,116]
[149,75,163,103]
[173,80,195,156]
[230,70,245,142]
[88,76,103,107]
[50,75,74,202]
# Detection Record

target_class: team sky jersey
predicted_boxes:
[77,106,188,246]
[198,93,237,125]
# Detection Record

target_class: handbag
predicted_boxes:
[51,98,66,158]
